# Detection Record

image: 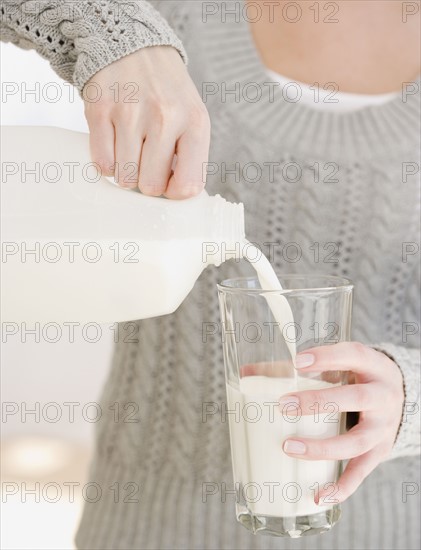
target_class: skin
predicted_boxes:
[280,343,405,505]
[82,0,419,503]
[248,0,421,93]
[83,45,210,198]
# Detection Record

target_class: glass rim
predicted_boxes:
[217,274,353,294]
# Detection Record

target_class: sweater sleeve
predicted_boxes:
[373,343,421,460]
[0,0,187,92]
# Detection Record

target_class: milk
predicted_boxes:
[243,243,297,371]
[226,376,341,518]
[227,246,341,518]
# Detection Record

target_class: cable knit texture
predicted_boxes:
[2,1,420,549]
[0,0,187,91]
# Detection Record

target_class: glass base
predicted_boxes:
[237,505,341,538]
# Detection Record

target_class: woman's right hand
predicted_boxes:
[83,45,211,199]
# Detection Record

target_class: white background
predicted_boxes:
[1,43,114,549]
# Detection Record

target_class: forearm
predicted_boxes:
[0,0,187,91]
[373,343,421,460]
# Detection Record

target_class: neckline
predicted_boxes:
[265,68,400,110]
[199,2,420,162]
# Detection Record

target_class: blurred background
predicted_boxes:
[1,43,113,549]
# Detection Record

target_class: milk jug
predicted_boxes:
[1,126,245,323]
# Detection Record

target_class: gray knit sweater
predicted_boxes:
[2,1,420,549]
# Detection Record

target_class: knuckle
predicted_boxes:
[85,97,113,116]
[309,390,327,411]
[352,341,368,359]
[353,384,371,410]
[329,342,349,362]
[381,385,396,407]
[115,100,138,117]
[189,103,211,131]
[149,100,178,128]
[316,441,334,459]
[322,343,338,363]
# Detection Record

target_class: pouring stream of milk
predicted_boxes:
[243,242,297,376]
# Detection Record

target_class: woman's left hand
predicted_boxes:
[280,342,405,505]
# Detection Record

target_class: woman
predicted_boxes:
[1,1,420,549]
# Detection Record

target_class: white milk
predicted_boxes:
[226,376,341,518]
[243,243,297,371]
[226,245,341,518]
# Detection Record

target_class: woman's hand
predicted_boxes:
[280,342,405,505]
[83,46,211,198]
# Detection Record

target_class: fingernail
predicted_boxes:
[116,179,129,188]
[283,440,307,455]
[120,180,137,189]
[295,353,315,369]
[279,395,300,409]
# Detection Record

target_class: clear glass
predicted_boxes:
[217,275,353,538]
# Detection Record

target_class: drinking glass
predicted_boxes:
[217,275,353,538]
